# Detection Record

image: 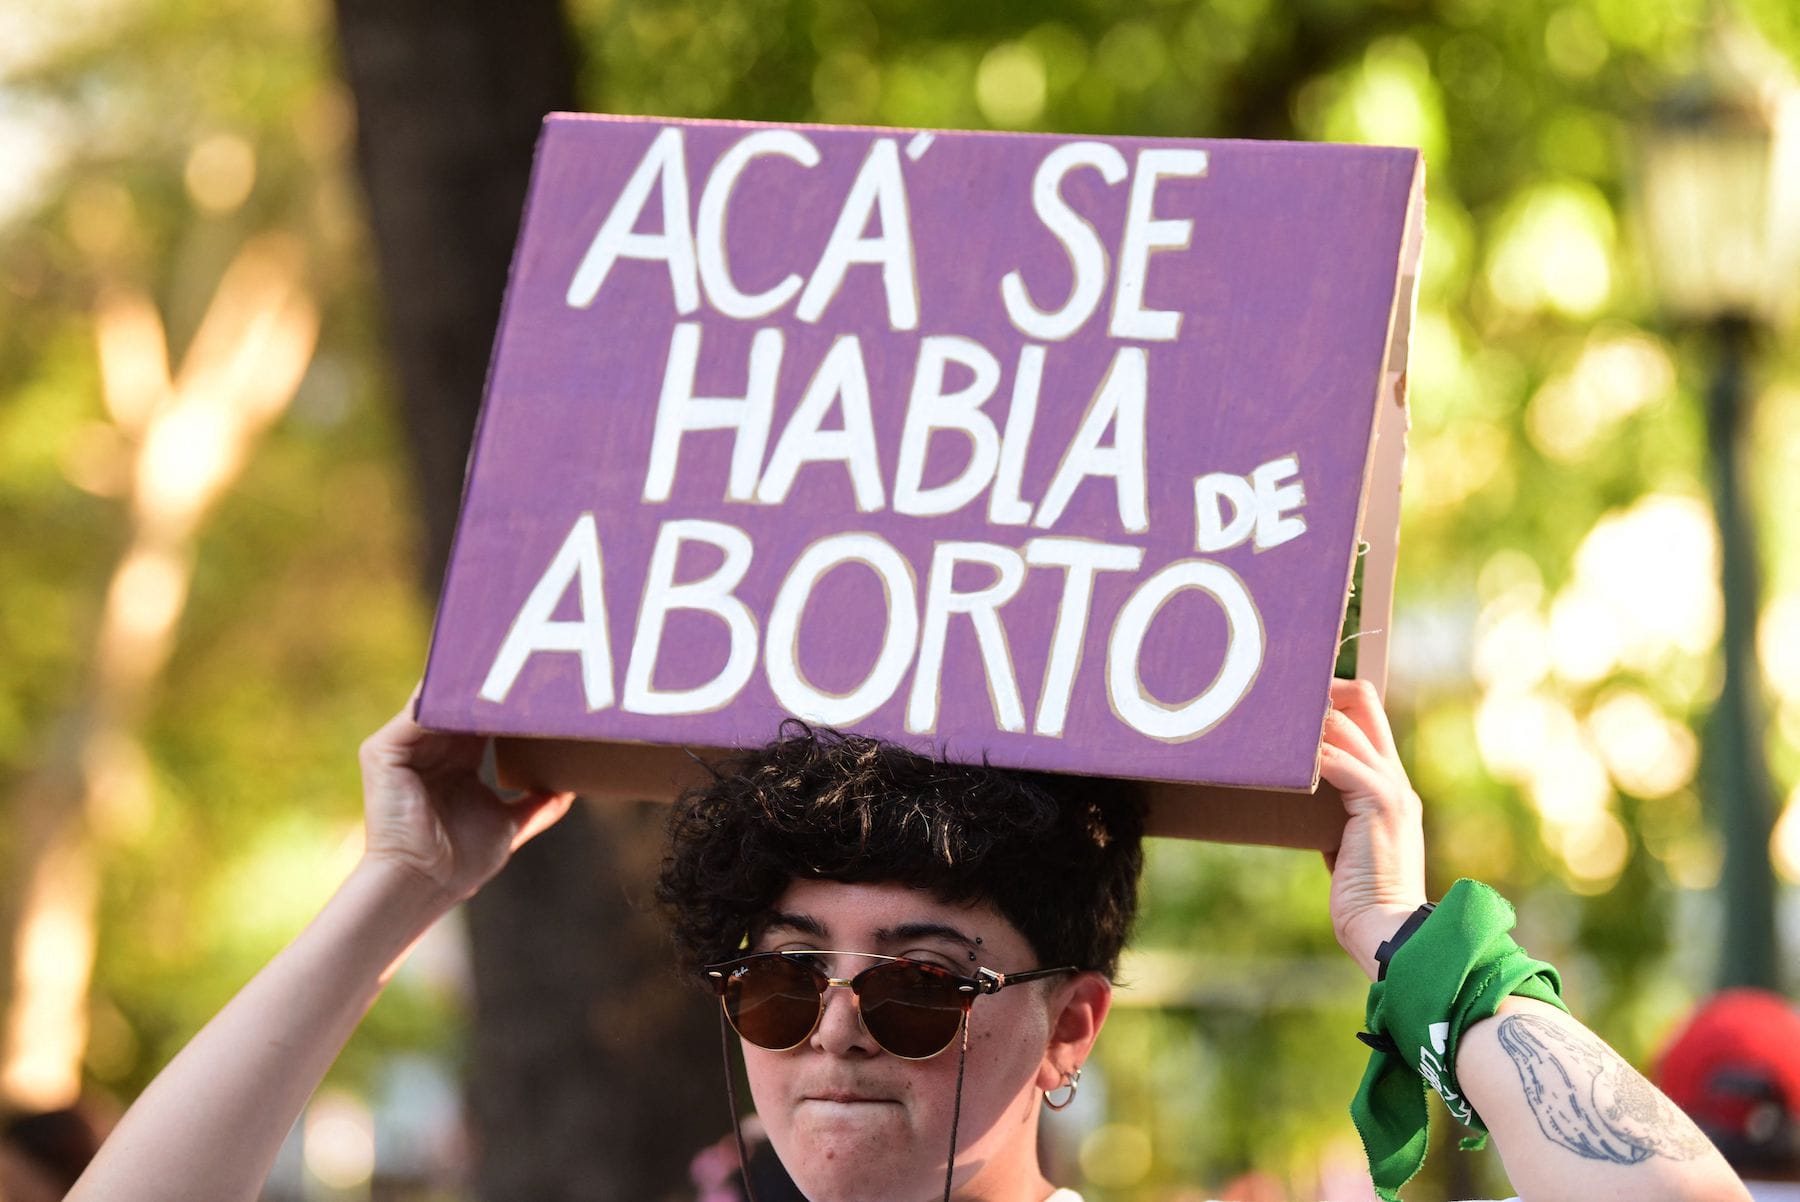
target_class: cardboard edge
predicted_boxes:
[497,737,1347,853]
[418,116,562,726]
[543,111,1426,162]
[1141,780,1346,852]
[1304,151,1423,778]
[495,735,723,803]
[1350,156,1425,702]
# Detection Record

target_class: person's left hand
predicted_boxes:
[1318,678,1429,980]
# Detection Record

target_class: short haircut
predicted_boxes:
[657,721,1145,979]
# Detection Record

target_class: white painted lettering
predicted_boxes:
[696,130,821,319]
[643,323,783,503]
[1000,142,1129,341]
[755,335,885,511]
[1193,454,1310,553]
[566,127,699,313]
[796,138,919,331]
[478,512,615,710]
[765,532,918,724]
[892,336,1003,518]
[1110,148,1208,341]
[987,344,1044,526]
[1107,558,1263,740]
[1024,537,1145,737]
[1251,453,1308,550]
[1193,471,1257,553]
[621,520,758,715]
[1033,347,1148,532]
[907,541,1028,734]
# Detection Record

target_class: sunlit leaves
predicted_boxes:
[0,0,435,1111]
[1484,179,1618,318]
[1305,37,1451,165]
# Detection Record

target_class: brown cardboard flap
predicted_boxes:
[495,736,1346,852]
[1138,780,1344,851]
[1349,157,1424,699]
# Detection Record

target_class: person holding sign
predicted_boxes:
[61,680,1747,1202]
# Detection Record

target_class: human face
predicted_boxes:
[741,879,1062,1202]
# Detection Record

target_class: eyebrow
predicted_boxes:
[755,914,980,953]
[758,912,827,940]
[876,922,980,952]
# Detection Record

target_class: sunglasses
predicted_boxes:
[704,950,1080,1060]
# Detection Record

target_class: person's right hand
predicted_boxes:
[357,697,576,905]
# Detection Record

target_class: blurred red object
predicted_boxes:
[1655,988,1800,1174]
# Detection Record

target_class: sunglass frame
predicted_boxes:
[703,949,1080,1060]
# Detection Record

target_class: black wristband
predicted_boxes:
[1373,902,1436,981]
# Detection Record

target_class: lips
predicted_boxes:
[803,1089,894,1104]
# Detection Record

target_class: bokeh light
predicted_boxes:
[1774,785,1800,884]
[1563,495,1722,675]
[975,42,1048,128]
[184,133,257,214]
[304,1090,377,1191]
[1525,328,1676,462]
[1586,688,1698,799]
[1760,592,1800,704]
[1080,1122,1154,1189]
[1314,37,1448,164]
[1484,180,1616,317]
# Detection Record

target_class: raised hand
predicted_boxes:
[358,697,576,905]
[1316,678,1429,980]
[64,698,579,1202]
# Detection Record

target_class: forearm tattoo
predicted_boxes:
[1496,1013,1712,1164]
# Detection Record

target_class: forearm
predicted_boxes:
[67,856,455,1202]
[1458,996,1751,1202]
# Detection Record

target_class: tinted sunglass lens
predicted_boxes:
[725,957,823,1050]
[857,962,967,1059]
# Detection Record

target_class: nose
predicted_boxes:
[811,979,879,1057]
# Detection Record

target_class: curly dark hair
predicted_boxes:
[657,722,1145,980]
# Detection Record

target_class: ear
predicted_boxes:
[1035,971,1112,1093]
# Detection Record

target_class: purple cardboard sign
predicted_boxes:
[420,113,1422,805]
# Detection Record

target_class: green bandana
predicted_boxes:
[1349,879,1568,1201]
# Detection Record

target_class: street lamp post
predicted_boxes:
[1701,310,1778,992]
[1635,17,1800,991]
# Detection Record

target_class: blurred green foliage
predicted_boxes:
[0,0,446,1112]
[2,0,1798,1199]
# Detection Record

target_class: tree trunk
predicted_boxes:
[329,4,726,1198]
[462,799,732,1202]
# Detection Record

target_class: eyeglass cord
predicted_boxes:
[719,1010,758,1202]
[941,1016,970,1202]
[716,1007,972,1202]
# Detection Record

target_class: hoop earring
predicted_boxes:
[1043,1067,1081,1111]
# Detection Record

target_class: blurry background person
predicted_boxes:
[686,1119,805,1202]
[1657,990,1800,1200]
